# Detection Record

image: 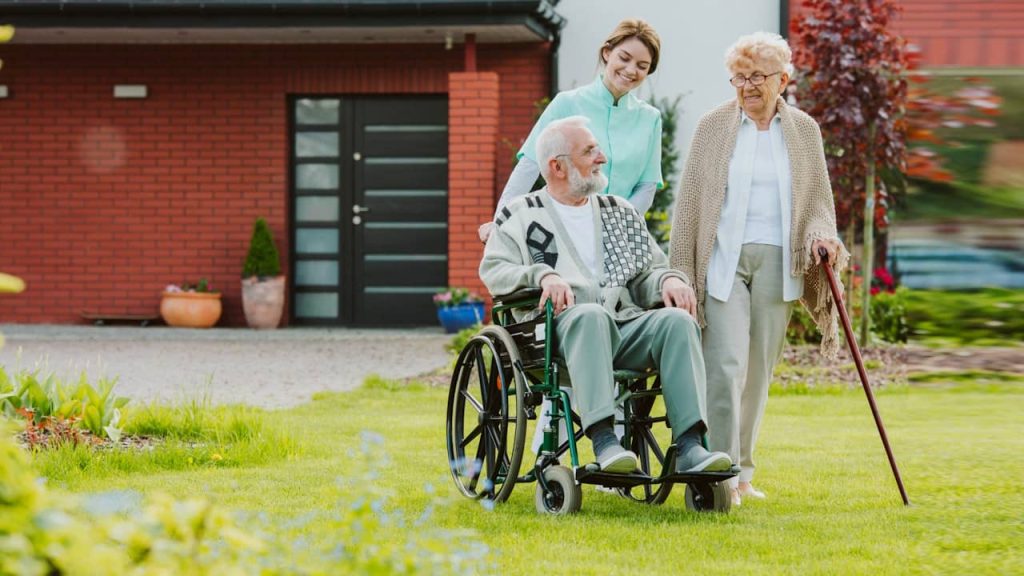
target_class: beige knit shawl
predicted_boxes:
[669,97,850,358]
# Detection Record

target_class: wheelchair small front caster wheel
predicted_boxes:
[684,481,732,513]
[535,465,582,515]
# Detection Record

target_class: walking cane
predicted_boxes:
[819,247,910,506]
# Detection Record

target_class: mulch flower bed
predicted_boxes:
[14,425,160,452]
[411,343,1023,390]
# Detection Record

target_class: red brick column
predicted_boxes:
[448,72,499,302]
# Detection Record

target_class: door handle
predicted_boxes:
[352,204,371,214]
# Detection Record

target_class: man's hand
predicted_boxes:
[539,274,574,315]
[478,221,496,244]
[812,238,842,265]
[661,276,697,317]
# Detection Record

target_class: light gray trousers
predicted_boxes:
[553,303,707,439]
[703,244,792,485]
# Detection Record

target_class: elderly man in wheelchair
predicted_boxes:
[446,116,737,514]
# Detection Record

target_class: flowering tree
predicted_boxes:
[904,47,1002,183]
[791,0,908,345]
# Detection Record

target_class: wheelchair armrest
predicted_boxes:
[493,288,543,308]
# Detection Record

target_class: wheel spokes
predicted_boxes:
[473,345,490,406]
[461,388,484,414]
[460,423,482,449]
[467,430,487,492]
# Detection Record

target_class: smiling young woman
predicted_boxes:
[478,18,665,243]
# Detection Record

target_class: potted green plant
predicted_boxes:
[241,217,285,329]
[160,278,222,328]
[433,287,485,334]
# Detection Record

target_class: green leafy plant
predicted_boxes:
[0,367,129,442]
[871,287,910,344]
[242,217,282,279]
[904,288,1024,346]
[787,285,909,345]
[649,94,684,247]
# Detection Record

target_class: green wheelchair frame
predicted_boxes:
[445,289,735,515]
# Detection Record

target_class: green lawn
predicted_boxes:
[33,380,1022,575]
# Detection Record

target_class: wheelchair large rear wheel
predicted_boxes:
[446,326,527,503]
[620,378,673,505]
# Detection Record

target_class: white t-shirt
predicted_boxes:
[743,130,784,246]
[551,197,598,277]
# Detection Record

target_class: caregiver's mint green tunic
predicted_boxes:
[518,76,664,200]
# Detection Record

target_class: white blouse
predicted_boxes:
[706,112,803,303]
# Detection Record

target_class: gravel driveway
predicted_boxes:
[0,325,451,409]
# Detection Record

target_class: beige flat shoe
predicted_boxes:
[730,488,742,507]
[738,482,766,499]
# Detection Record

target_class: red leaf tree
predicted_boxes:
[904,47,1002,183]
[790,0,909,344]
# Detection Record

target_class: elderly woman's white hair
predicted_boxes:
[725,31,794,75]
[535,115,590,180]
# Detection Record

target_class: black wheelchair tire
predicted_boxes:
[684,481,732,513]
[446,326,527,503]
[534,465,582,515]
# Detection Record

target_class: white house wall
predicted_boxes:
[556,0,780,198]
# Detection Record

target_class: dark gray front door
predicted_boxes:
[290,96,448,326]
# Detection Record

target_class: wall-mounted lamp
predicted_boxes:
[444,33,453,51]
[0,86,8,99]
[114,84,147,99]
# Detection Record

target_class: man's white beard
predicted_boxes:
[568,165,608,199]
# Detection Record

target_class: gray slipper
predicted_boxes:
[597,444,639,474]
[675,443,732,474]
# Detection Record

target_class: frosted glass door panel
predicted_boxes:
[295,99,339,125]
[295,197,340,223]
[295,229,339,254]
[294,293,338,318]
[296,164,339,190]
[295,260,339,286]
[296,132,339,158]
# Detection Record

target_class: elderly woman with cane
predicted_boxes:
[669,31,848,507]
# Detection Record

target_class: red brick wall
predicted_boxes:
[480,44,551,198]
[448,72,500,301]
[0,42,549,325]
[789,0,1024,67]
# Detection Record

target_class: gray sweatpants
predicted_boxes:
[553,303,707,439]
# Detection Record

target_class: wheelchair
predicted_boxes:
[445,288,737,515]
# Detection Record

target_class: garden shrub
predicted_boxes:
[785,287,1024,346]
[445,324,483,357]
[904,287,1024,345]
[871,288,910,343]
[242,217,282,279]
[786,287,910,345]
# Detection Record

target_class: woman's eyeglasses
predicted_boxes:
[729,71,782,87]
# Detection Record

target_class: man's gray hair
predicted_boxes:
[535,115,590,180]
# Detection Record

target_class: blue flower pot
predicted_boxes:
[437,302,485,333]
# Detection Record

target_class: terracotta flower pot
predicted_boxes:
[241,275,286,329]
[160,291,222,328]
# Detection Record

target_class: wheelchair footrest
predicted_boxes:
[661,467,739,484]
[575,467,653,488]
